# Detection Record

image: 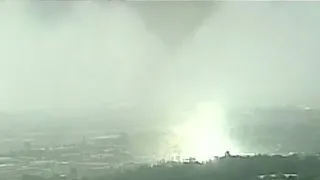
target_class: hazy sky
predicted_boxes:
[0,1,320,112]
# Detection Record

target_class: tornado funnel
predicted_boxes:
[129,1,215,50]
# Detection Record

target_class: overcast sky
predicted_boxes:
[0,1,319,113]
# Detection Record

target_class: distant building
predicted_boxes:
[257,174,298,180]
[225,151,231,157]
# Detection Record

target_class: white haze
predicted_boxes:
[1,1,320,115]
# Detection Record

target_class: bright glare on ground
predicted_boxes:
[172,102,239,161]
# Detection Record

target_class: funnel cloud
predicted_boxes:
[1,1,320,155]
[1,1,319,113]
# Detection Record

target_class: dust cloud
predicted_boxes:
[1,1,320,155]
